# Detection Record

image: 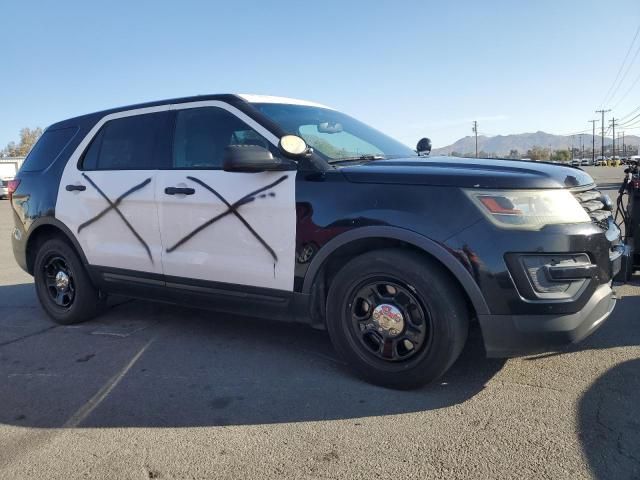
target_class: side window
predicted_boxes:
[20,126,78,172]
[81,112,165,170]
[172,107,272,169]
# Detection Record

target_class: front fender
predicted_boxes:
[300,225,489,316]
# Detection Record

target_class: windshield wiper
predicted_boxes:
[329,154,385,164]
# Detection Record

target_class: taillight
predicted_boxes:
[7,179,20,200]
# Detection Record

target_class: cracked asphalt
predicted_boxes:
[0,167,638,479]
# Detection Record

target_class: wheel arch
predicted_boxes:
[301,226,490,323]
[25,217,88,275]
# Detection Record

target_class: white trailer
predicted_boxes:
[0,162,18,179]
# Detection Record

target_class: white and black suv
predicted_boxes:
[10,94,622,388]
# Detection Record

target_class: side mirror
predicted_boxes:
[223,145,296,172]
[279,135,312,159]
[417,137,432,156]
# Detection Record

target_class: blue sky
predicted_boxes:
[1,0,639,148]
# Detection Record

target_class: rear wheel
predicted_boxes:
[34,238,100,325]
[326,249,469,389]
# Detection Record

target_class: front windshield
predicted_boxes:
[254,103,416,162]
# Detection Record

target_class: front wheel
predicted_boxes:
[34,238,101,325]
[326,249,469,389]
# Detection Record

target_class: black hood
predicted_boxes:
[339,156,594,189]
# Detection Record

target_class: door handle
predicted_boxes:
[66,184,86,192]
[165,187,195,195]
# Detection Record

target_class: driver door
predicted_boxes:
[156,105,297,292]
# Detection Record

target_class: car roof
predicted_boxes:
[48,94,240,130]
[237,94,332,109]
[47,93,332,131]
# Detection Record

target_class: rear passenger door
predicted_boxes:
[57,110,170,275]
[156,104,296,291]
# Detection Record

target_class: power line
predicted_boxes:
[612,71,640,109]
[619,111,640,126]
[621,117,640,128]
[560,128,591,136]
[618,104,640,122]
[601,23,640,107]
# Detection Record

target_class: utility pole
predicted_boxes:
[571,135,574,162]
[588,119,598,164]
[623,131,625,156]
[595,109,611,160]
[610,118,617,159]
[618,132,621,157]
[472,121,478,158]
[580,134,584,160]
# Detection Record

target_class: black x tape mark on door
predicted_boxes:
[165,175,289,262]
[78,173,154,262]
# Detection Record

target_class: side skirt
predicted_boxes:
[87,266,312,324]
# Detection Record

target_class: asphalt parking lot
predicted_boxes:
[0,166,638,480]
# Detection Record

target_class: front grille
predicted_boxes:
[572,186,611,231]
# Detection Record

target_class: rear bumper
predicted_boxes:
[479,283,616,357]
[10,208,29,273]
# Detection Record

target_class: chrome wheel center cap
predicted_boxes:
[55,271,70,291]
[372,304,404,337]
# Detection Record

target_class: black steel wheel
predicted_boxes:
[42,255,76,308]
[326,248,469,389]
[348,279,431,363]
[34,237,101,325]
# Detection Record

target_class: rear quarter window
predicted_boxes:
[20,126,79,172]
[80,112,167,170]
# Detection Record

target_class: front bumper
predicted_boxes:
[479,282,616,357]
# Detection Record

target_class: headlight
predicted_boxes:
[464,189,590,230]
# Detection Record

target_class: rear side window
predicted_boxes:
[20,127,78,172]
[81,113,165,170]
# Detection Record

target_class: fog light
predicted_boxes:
[511,253,594,300]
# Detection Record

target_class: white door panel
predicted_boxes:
[157,170,296,291]
[56,170,163,274]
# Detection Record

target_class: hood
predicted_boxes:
[339,156,595,189]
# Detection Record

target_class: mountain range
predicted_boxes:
[432,131,640,157]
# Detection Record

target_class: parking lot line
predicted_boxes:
[62,335,157,428]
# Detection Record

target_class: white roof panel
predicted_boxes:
[238,94,333,110]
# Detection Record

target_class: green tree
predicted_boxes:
[303,134,349,159]
[2,127,42,157]
[526,146,548,161]
[551,150,570,163]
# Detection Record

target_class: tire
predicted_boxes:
[34,237,101,325]
[326,248,469,389]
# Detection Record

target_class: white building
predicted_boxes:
[0,157,25,178]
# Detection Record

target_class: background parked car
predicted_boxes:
[0,178,13,199]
